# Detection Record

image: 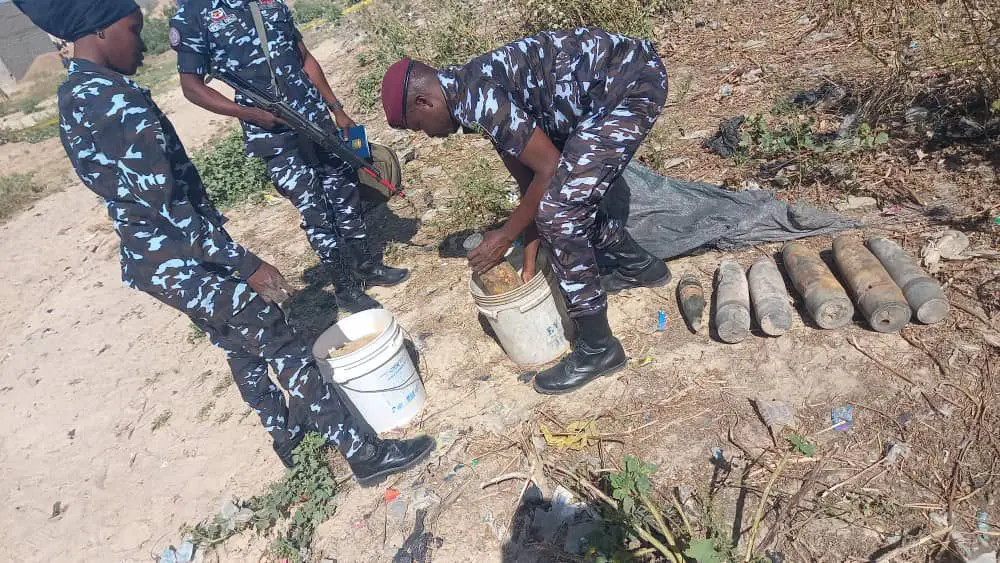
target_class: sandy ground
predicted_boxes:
[0,3,997,563]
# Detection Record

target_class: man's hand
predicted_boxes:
[333,109,357,137]
[247,261,296,304]
[468,229,514,274]
[242,107,286,130]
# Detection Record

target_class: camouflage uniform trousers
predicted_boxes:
[264,147,367,266]
[187,295,371,461]
[535,55,668,318]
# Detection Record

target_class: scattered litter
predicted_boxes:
[410,488,441,512]
[717,84,733,99]
[884,442,911,466]
[541,420,598,451]
[469,459,480,467]
[159,540,195,563]
[50,501,64,519]
[384,488,401,502]
[796,14,811,25]
[434,429,459,455]
[475,374,490,382]
[929,511,949,528]
[711,447,724,462]
[790,84,846,109]
[629,356,654,369]
[740,68,763,84]
[656,310,667,332]
[905,106,929,124]
[444,463,465,481]
[977,511,991,543]
[352,518,367,529]
[834,195,878,211]
[392,509,443,563]
[754,398,794,432]
[703,115,745,158]
[661,156,689,170]
[897,412,913,426]
[387,498,407,521]
[680,129,712,140]
[831,405,855,432]
[922,230,971,273]
[517,371,536,383]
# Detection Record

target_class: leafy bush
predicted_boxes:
[0,173,48,221]
[142,6,178,57]
[184,433,338,563]
[292,0,343,24]
[191,129,272,208]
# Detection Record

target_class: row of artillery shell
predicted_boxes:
[782,236,948,333]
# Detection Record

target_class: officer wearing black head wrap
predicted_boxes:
[13,0,434,482]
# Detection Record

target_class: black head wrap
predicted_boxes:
[13,0,140,42]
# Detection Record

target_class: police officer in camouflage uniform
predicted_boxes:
[169,0,407,313]
[14,0,433,483]
[381,28,671,394]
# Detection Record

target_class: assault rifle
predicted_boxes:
[211,70,403,198]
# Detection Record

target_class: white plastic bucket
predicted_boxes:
[470,251,572,366]
[312,309,425,434]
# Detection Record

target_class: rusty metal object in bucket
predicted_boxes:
[781,242,854,329]
[833,235,911,333]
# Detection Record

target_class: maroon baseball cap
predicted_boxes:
[381,57,414,129]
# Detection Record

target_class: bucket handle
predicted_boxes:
[338,371,421,394]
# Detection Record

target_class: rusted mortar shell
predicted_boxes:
[781,242,854,329]
[714,261,751,343]
[867,237,950,324]
[748,257,793,336]
[676,274,706,333]
[833,235,911,333]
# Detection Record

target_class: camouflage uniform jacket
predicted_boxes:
[439,27,662,157]
[58,58,261,323]
[170,0,333,158]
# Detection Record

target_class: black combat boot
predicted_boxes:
[344,238,410,287]
[533,309,627,395]
[329,249,381,314]
[348,435,436,487]
[600,232,671,294]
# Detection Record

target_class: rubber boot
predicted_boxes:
[344,238,410,287]
[329,248,381,314]
[533,309,626,395]
[600,232,671,294]
[348,435,436,487]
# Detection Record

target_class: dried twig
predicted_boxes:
[744,450,791,562]
[848,336,919,388]
[873,526,953,562]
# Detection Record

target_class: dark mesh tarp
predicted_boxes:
[602,163,859,260]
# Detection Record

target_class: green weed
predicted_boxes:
[142,6,178,57]
[184,433,338,562]
[0,116,61,144]
[0,173,48,222]
[191,128,272,208]
[446,157,514,230]
[293,0,343,25]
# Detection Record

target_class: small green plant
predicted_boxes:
[187,323,207,344]
[446,157,514,230]
[141,6,179,57]
[184,433,338,562]
[192,128,272,208]
[0,173,48,222]
[293,0,343,25]
[0,117,61,144]
[609,455,657,516]
[15,96,43,115]
[854,122,890,149]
